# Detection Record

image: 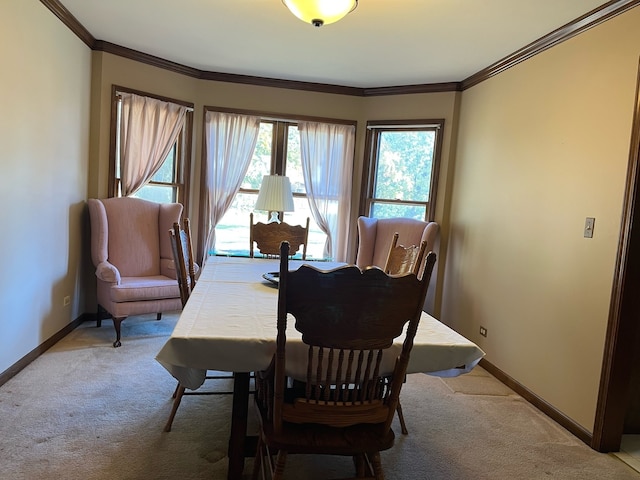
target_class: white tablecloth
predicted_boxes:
[156,256,485,390]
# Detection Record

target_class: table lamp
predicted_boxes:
[254,174,295,223]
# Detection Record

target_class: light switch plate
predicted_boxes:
[584,217,595,238]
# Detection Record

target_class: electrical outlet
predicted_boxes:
[479,326,487,337]
[63,296,71,307]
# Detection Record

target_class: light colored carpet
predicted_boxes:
[440,365,514,396]
[0,313,638,480]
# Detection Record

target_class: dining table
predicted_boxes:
[156,255,485,479]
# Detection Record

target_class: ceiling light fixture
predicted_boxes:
[282,0,358,28]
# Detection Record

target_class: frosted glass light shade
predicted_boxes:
[254,175,295,220]
[282,0,358,27]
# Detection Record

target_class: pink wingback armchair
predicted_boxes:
[88,197,184,347]
[355,216,439,273]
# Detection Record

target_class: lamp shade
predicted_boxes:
[282,0,358,27]
[254,175,295,213]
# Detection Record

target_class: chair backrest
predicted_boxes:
[168,218,197,307]
[249,212,309,259]
[384,232,428,277]
[88,197,183,277]
[271,241,437,434]
[355,216,439,272]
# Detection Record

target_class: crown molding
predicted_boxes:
[199,70,364,96]
[41,0,640,97]
[363,82,462,96]
[93,41,202,79]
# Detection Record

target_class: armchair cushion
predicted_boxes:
[109,276,182,303]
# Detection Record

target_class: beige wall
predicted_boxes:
[0,1,91,373]
[444,8,640,431]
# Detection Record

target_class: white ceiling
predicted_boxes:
[58,0,609,89]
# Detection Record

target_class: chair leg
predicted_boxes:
[172,381,180,399]
[157,312,162,321]
[353,454,366,477]
[272,450,287,480]
[396,400,408,435]
[252,435,264,480]
[112,317,125,348]
[164,384,186,432]
[96,304,110,328]
[369,452,384,480]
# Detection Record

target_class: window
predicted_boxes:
[108,86,193,214]
[214,120,326,259]
[360,120,443,222]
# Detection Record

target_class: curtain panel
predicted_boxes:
[298,121,355,262]
[203,111,261,260]
[119,93,187,196]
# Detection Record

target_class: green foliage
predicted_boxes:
[286,126,305,193]
[371,203,426,221]
[242,123,272,190]
[151,147,176,183]
[131,185,174,203]
[374,130,434,202]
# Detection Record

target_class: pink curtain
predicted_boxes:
[204,111,261,256]
[298,122,355,262]
[119,93,187,196]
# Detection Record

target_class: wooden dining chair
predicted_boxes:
[253,241,437,480]
[249,212,309,259]
[383,232,428,434]
[164,218,234,433]
[384,232,428,277]
[168,219,194,307]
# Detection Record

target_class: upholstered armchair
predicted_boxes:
[87,197,184,347]
[355,216,439,273]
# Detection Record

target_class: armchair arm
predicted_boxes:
[95,261,121,284]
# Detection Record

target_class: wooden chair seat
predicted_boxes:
[256,415,395,456]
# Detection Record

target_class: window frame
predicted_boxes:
[198,106,356,261]
[233,120,291,210]
[108,85,194,215]
[359,119,444,222]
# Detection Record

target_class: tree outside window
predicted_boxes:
[361,119,444,222]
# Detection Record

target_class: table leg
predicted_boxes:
[228,372,250,480]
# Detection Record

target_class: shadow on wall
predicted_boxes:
[80,201,96,317]
[41,201,92,341]
[440,222,488,339]
[424,232,440,316]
